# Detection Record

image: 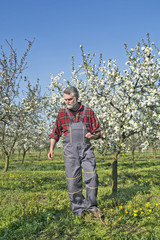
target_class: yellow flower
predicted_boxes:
[134,210,138,213]
[146,203,149,208]
[119,206,123,210]
[148,209,152,212]
[140,208,142,211]
[110,209,114,212]
[127,205,132,208]
[119,217,122,221]
[141,211,144,214]
[134,214,138,217]
[125,210,128,214]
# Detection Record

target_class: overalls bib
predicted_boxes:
[63,107,99,215]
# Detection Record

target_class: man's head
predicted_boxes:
[63,86,79,109]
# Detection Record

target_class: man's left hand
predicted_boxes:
[85,132,95,139]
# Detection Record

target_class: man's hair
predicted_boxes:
[64,86,79,99]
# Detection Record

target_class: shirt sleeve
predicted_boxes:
[90,109,101,139]
[49,113,62,142]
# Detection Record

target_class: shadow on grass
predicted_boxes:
[101,184,151,207]
[0,175,67,193]
[118,159,160,170]
[0,161,65,172]
[0,205,82,240]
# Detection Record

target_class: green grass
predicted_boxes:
[0,150,160,239]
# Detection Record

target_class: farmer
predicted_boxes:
[48,86,102,218]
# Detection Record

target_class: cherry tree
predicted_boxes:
[15,79,45,164]
[0,39,35,171]
[48,34,160,193]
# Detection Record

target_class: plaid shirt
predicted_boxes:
[50,103,101,142]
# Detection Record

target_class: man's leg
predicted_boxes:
[81,145,99,212]
[63,144,86,215]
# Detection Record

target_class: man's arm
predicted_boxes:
[48,138,56,160]
[85,108,101,140]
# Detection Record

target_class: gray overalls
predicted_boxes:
[63,107,99,215]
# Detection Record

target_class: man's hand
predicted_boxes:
[85,132,95,139]
[48,150,54,160]
[48,139,56,160]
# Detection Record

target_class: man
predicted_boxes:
[48,86,102,218]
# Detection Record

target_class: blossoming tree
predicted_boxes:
[48,34,160,193]
[0,39,46,171]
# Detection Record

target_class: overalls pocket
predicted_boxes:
[63,143,74,158]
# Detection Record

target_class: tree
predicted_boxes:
[0,39,34,171]
[48,34,160,194]
[15,79,45,164]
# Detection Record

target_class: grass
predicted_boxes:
[0,149,160,239]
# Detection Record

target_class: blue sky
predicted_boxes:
[1,0,160,94]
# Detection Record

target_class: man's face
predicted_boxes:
[64,93,77,109]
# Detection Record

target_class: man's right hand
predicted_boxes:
[48,150,54,160]
[48,139,56,160]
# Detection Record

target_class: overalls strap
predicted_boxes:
[81,106,86,122]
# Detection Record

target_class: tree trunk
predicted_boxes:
[153,148,156,160]
[18,150,21,160]
[131,148,135,168]
[4,155,9,172]
[39,150,41,160]
[21,151,26,164]
[112,158,118,194]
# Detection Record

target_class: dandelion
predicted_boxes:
[119,206,123,210]
[134,210,138,213]
[141,211,144,214]
[146,202,150,208]
[134,213,138,217]
[148,209,152,213]
[110,209,114,212]
[125,210,129,214]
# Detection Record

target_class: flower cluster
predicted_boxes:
[105,201,160,221]
[1,173,42,190]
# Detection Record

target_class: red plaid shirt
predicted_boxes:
[50,103,101,142]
